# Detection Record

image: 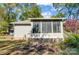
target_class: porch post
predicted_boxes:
[61,21,64,40]
[52,22,53,33]
[40,22,42,33]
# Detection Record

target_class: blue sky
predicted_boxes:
[37,3,57,18]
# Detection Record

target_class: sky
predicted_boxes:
[37,3,57,18]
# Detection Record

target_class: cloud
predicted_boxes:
[37,3,57,17]
[50,7,56,11]
[41,11,52,18]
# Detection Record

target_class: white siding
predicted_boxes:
[14,25,31,39]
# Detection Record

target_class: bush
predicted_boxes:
[58,42,66,50]
[64,34,79,48]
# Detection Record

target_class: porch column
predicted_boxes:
[51,22,53,33]
[61,22,64,40]
[40,22,42,33]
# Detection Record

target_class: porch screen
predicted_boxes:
[42,22,52,33]
[32,22,40,33]
[53,22,61,33]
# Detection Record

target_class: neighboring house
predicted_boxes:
[10,18,64,40]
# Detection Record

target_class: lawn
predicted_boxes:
[0,33,79,55]
[0,40,28,55]
[0,40,64,55]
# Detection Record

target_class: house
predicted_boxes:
[10,18,64,41]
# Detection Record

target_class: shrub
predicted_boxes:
[58,42,66,50]
[64,34,79,48]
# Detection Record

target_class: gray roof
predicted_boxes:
[11,20,31,24]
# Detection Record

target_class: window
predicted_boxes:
[32,22,40,33]
[42,22,52,33]
[53,22,61,33]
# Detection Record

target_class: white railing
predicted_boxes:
[27,33,64,39]
[28,33,53,38]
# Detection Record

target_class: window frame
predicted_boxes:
[53,21,61,33]
[42,22,52,33]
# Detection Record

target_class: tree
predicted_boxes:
[51,12,65,18]
[64,20,78,33]
[20,4,42,20]
[53,3,79,19]
[0,21,8,34]
[0,3,17,34]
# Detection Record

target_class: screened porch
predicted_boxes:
[30,21,63,39]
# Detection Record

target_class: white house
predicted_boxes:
[10,18,64,40]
